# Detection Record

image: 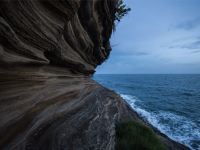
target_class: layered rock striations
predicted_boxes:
[0,0,189,150]
[0,0,115,74]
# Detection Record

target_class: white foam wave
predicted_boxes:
[120,94,200,150]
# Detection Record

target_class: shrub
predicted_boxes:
[116,121,166,150]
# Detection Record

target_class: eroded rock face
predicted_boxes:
[0,0,119,149]
[0,0,116,75]
[0,75,140,149]
[0,0,124,149]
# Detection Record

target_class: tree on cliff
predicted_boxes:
[115,0,131,22]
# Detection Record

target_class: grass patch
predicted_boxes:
[116,121,166,150]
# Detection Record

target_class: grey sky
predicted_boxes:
[96,0,200,74]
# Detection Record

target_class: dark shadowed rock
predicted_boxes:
[0,0,190,150]
[0,0,115,74]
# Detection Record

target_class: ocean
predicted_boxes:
[93,74,200,150]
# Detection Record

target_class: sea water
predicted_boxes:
[93,74,200,150]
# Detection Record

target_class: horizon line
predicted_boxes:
[94,73,200,75]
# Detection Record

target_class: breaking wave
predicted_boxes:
[120,94,200,150]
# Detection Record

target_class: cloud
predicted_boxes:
[130,51,149,56]
[173,17,200,30]
[114,50,149,56]
[168,37,200,52]
[191,50,200,53]
[181,40,200,50]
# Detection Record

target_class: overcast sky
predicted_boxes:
[96,0,200,74]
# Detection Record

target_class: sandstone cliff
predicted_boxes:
[0,0,116,73]
[0,0,189,149]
